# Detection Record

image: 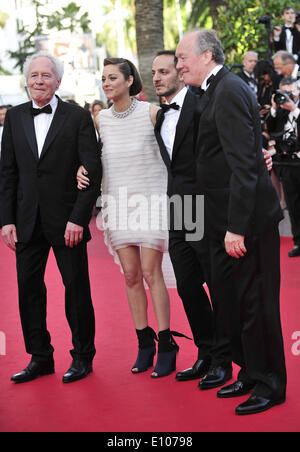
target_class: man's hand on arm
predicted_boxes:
[64,222,83,248]
[225,231,247,259]
[77,165,90,190]
[2,224,18,251]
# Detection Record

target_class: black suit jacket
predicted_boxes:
[0,97,101,245]
[196,66,283,239]
[274,26,300,56]
[154,89,201,231]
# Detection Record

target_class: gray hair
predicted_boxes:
[273,50,296,65]
[186,29,225,65]
[23,51,64,80]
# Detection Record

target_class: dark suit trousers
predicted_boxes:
[207,225,287,399]
[169,231,231,364]
[280,165,300,247]
[16,214,96,363]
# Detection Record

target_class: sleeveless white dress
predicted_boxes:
[97,100,176,287]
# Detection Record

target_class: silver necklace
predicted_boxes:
[111,97,138,119]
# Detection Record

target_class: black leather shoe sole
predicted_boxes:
[62,366,93,384]
[176,359,211,382]
[199,370,233,390]
[11,367,55,384]
[288,248,300,257]
[176,371,206,382]
[217,381,255,398]
[235,396,286,415]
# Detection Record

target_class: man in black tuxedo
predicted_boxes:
[152,50,273,389]
[152,51,230,385]
[273,7,300,62]
[176,30,287,415]
[236,51,258,95]
[0,52,101,384]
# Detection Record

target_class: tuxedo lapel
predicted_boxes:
[154,108,171,168]
[21,103,39,161]
[196,66,229,118]
[172,90,196,162]
[39,97,68,161]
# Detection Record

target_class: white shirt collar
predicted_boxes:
[32,95,58,110]
[243,69,255,79]
[165,86,188,109]
[201,64,223,91]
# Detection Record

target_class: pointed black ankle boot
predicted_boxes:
[131,326,157,374]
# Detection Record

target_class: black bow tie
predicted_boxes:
[31,104,52,117]
[206,74,215,87]
[160,102,180,113]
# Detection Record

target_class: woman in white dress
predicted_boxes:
[77,58,187,378]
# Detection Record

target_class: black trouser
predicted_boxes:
[169,230,231,366]
[207,225,287,399]
[16,215,96,363]
[280,164,300,247]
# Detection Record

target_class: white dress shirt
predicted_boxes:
[274,25,294,55]
[242,69,258,95]
[32,95,58,157]
[160,87,188,160]
[201,64,223,91]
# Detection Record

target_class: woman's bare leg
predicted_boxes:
[140,247,170,333]
[117,246,148,330]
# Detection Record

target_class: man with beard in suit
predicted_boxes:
[152,51,220,384]
[0,52,101,384]
[176,30,287,415]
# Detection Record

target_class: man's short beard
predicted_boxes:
[158,84,180,98]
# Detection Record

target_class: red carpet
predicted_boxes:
[0,218,299,432]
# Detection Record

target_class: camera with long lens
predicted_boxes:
[257,14,272,31]
[274,89,295,106]
[257,14,272,26]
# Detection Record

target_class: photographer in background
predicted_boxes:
[273,6,300,62]
[273,50,300,80]
[267,76,300,257]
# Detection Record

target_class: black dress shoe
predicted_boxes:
[11,359,55,384]
[235,394,286,415]
[176,358,211,382]
[63,360,93,383]
[217,380,255,398]
[198,365,232,390]
[288,246,300,257]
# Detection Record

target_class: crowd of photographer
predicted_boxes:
[237,6,300,257]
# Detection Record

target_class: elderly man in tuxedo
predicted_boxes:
[176,30,287,415]
[152,50,230,385]
[0,52,101,384]
[152,50,274,390]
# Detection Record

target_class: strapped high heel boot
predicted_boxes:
[151,329,191,378]
[131,326,158,374]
